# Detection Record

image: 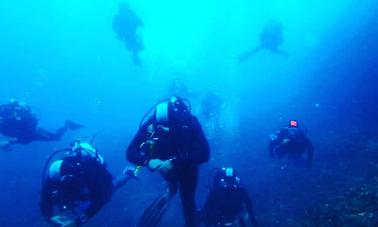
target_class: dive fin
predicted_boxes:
[65,120,83,130]
[137,189,171,227]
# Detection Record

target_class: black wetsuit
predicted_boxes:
[202,187,257,227]
[40,157,119,225]
[127,115,210,227]
[0,103,69,145]
[269,126,313,167]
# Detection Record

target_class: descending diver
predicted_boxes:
[239,20,288,62]
[200,167,258,227]
[127,96,210,227]
[198,91,223,125]
[197,91,223,140]
[40,141,136,226]
[269,120,313,168]
[113,2,144,65]
[0,99,82,150]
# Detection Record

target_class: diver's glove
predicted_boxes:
[49,216,77,227]
[123,166,140,181]
[148,159,174,174]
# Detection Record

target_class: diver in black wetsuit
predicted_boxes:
[127,96,210,227]
[113,2,144,65]
[40,141,135,226]
[200,167,258,227]
[0,99,82,149]
[269,120,313,168]
[239,20,288,62]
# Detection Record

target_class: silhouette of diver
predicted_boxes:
[0,99,82,150]
[113,2,144,65]
[239,20,289,62]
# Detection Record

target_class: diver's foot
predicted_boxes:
[65,120,83,130]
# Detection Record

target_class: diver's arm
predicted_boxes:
[203,191,217,213]
[269,140,276,158]
[112,167,136,192]
[126,122,151,166]
[238,47,262,62]
[39,182,56,221]
[242,189,258,227]
[269,130,281,158]
[199,190,218,224]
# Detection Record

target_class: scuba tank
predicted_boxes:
[41,138,102,184]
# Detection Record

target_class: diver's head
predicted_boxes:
[213,167,241,190]
[119,2,130,12]
[48,160,81,202]
[289,120,298,128]
[154,96,191,126]
[70,141,104,165]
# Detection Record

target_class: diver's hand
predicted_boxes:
[148,159,164,170]
[123,166,136,176]
[156,159,174,174]
[49,216,76,227]
[148,159,174,174]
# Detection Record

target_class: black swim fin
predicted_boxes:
[137,189,171,227]
[65,120,83,130]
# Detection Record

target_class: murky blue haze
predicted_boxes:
[0,0,378,226]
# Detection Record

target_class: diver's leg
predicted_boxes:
[179,166,199,227]
[272,49,290,57]
[33,127,68,141]
[238,47,262,62]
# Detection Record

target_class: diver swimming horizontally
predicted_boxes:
[40,140,137,226]
[0,99,82,150]
[113,2,144,65]
[239,20,289,62]
[126,96,210,227]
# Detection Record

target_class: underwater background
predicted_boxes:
[1,0,378,226]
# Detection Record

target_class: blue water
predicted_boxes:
[1,0,378,226]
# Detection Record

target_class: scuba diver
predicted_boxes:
[199,91,222,124]
[239,20,288,62]
[197,91,224,143]
[200,167,258,227]
[0,99,82,150]
[113,2,144,65]
[269,120,313,168]
[40,140,137,226]
[126,96,210,227]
